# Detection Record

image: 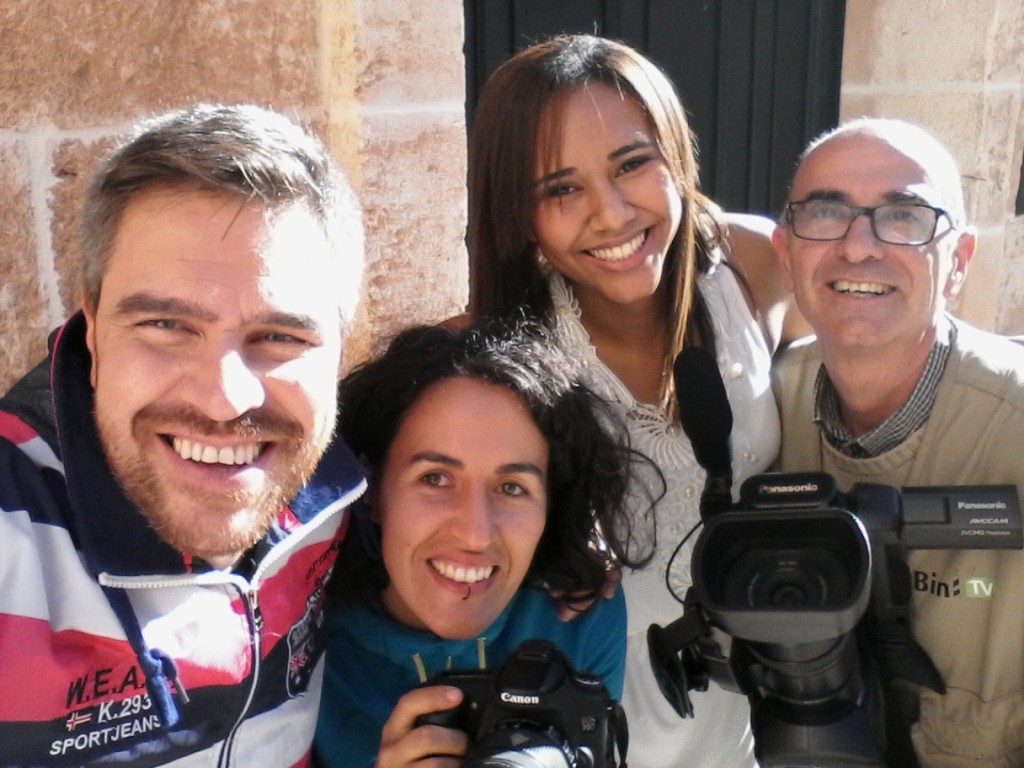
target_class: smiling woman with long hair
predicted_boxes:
[466,34,808,768]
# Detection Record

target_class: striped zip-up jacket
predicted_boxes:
[0,313,366,767]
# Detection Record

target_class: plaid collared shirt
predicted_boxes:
[814,320,955,458]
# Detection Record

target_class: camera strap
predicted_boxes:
[611,700,630,767]
[865,547,946,694]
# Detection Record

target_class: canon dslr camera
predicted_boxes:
[415,638,626,768]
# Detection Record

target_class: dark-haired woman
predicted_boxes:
[314,319,658,767]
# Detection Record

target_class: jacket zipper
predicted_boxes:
[217,588,263,767]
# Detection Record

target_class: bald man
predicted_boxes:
[772,118,1024,768]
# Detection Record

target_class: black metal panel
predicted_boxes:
[646,1,721,191]
[464,0,846,216]
[1017,150,1024,216]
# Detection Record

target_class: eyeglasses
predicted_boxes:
[784,199,951,246]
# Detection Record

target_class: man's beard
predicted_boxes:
[97,402,335,566]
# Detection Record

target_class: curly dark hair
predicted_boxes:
[332,317,661,607]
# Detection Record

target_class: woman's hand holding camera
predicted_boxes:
[376,686,467,768]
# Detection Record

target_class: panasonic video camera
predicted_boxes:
[415,638,626,768]
[693,471,1022,643]
[649,471,1022,767]
[652,347,1024,765]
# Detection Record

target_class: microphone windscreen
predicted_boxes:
[673,347,733,476]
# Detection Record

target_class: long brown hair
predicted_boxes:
[468,34,723,411]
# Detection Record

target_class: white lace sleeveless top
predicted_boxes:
[550,266,777,767]
[549,266,780,631]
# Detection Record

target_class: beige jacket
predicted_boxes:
[773,319,1024,767]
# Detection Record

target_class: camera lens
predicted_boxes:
[769,581,815,608]
[465,726,575,768]
[692,509,871,644]
[726,547,850,610]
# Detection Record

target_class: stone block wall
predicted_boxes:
[3,1,1023,397]
[841,0,1024,332]
[0,0,468,393]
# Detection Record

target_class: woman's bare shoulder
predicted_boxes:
[721,211,812,349]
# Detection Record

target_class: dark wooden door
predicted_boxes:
[465,0,846,216]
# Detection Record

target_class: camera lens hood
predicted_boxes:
[692,508,871,645]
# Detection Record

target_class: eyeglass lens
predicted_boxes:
[790,201,940,245]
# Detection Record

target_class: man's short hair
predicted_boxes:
[797,117,967,229]
[81,103,364,328]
